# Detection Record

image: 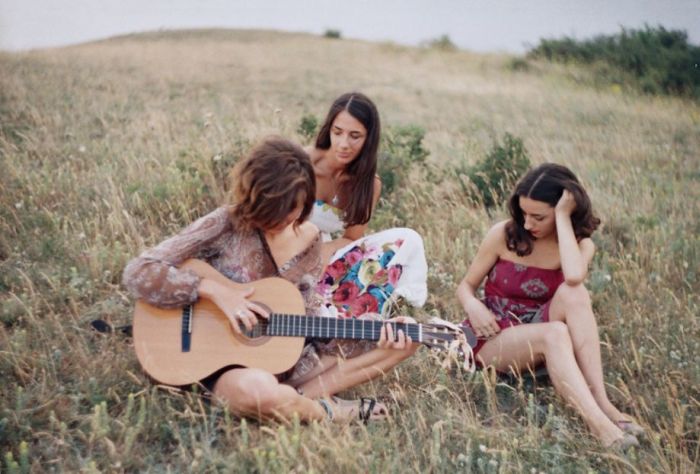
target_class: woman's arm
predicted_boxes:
[455,222,504,339]
[122,207,229,308]
[555,190,595,285]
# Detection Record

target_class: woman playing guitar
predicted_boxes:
[122,137,418,422]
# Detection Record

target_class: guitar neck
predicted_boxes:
[264,313,422,343]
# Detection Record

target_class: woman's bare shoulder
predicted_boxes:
[486,220,508,239]
[297,221,320,244]
[305,146,323,163]
[478,220,508,253]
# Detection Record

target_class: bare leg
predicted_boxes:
[213,368,326,422]
[547,284,629,423]
[295,344,418,400]
[288,354,390,420]
[477,322,625,446]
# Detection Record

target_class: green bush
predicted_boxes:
[457,133,531,209]
[378,125,429,197]
[508,57,530,72]
[297,113,318,141]
[426,34,457,51]
[323,29,342,39]
[528,25,700,99]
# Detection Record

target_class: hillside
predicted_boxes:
[1,29,698,472]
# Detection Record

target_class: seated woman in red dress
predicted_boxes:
[456,163,643,449]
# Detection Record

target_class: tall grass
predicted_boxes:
[1,29,698,472]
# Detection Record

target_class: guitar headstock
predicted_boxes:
[422,317,477,372]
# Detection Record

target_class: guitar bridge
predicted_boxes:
[181,305,192,352]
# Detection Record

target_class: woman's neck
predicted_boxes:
[314,150,345,178]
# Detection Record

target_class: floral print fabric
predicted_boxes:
[317,239,404,318]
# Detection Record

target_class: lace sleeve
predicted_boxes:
[122,207,230,308]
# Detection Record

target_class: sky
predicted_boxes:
[1,0,699,53]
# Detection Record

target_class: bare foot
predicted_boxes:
[597,401,645,436]
[591,418,628,448]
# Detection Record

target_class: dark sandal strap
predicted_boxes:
[358,397,376,424]
[317,398,334,421]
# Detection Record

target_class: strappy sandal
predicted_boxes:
[616,420,645,437]
[319,397,386,424]
[358,397,378,425]
[317,398,334,421]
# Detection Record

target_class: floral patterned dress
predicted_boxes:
[462,258,565,356]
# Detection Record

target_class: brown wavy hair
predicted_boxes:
[228,137,315,233]
[506,163,600,256]
[315,92,381,226]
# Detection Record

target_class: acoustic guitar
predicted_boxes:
[133,259,476,386]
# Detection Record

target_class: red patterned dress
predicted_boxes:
[462,258,565,357]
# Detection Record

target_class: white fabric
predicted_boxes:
[329,227,428,308]
[309,200,345,242]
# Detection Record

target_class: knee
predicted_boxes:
[556,283,591,307]
[541,321,572,352]
[214,369,282,413]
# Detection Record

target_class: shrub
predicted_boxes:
[528,25,700,99]
[378,125,430,197]
[457,133,531,209]
[508,57,530,72]
[323,29,342,39]
[426,35,457,51]
[297,113,318,141]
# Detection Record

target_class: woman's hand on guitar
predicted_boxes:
[220,287,270,334]
[465,299,500,339]
[200,279,269,334]
[378,316,416,351]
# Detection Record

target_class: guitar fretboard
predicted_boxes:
[263,313,422,342]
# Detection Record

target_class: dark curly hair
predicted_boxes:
[315,92,381,226]
[506,163,600,256]
[228,137,315,233]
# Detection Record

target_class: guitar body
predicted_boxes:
[133,259,307,386]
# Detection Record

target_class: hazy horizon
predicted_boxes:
[1,0,700,53]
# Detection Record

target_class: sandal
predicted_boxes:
[616,420,645,437]
[358,397,377,425]
[318,397,387,424]
[317,398,334,421]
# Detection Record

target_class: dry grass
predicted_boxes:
[1,29,698,472]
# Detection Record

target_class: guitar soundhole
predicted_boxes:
[236,301,272,345]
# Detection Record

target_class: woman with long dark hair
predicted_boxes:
[308,92,428,320]
[456,163,643,448]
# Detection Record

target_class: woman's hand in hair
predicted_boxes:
[555,189,577,217]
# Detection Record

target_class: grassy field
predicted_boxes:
[1,29,698,472]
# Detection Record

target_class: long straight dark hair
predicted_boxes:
[315,92,380,226]
[506,163,600,256]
